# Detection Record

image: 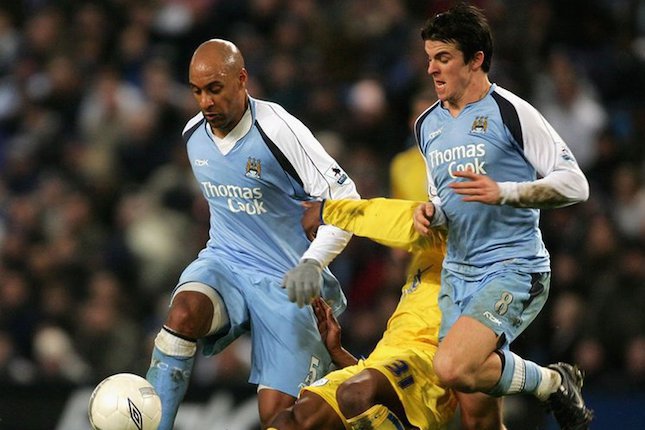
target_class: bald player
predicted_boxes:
[145,39,359,429]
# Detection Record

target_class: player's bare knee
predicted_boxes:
[434,351,476,391]
[166,291,213,337]
[336,377,375,418]
[433,350,457,385]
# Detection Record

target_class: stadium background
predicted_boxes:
[0,0,642,429]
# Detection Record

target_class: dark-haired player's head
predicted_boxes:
[421,3,493,73]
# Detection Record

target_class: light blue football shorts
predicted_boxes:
[438,267,550,348]
[176,255,334,397]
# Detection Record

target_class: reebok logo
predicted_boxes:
[483,311,502,326]
[429,127,443,140]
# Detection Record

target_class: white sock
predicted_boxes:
[155,327,197,357]
[535,367,562,401]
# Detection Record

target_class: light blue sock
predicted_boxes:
[488,349,543,396]
[146,336,196,430]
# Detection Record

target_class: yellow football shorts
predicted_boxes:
[300,197,456,430]
[303,343,456,430]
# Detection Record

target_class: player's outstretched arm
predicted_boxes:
[312,297,357,369]
[302,198,445,252]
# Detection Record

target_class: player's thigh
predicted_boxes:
[438,269,550,346]
[305,364,402,418]
[437,269,469,342]
[366,348,457,429]
[303,362,366,427]
[437,316,500,371]
[464,270,550,346]
[175,256,250,354]
[336,368,404,419]
[245,276,333,397]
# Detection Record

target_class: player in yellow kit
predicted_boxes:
[269,198,457,430]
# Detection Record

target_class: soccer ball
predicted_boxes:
[88,373,162,430]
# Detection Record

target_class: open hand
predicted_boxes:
[312,297,342,355]
[413,202,435,236]
[449,170,501,204]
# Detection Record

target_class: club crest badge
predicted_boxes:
[470,116,488,134]
[245,157,262,178]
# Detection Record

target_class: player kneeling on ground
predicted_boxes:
[270,198,461,430]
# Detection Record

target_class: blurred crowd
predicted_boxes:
[0,0,643,403]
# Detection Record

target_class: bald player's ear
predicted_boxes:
[239,68,248,86]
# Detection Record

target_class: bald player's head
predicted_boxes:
[188,39,248,138]
[190,39,245,74]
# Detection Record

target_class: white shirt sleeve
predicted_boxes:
[497,96,589,208]
[258,102,360,267]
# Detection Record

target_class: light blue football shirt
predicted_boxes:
[182,96,359,313]
[415,84,584,279]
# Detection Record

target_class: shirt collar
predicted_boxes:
[205,98,253,151]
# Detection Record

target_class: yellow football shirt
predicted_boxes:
[304,198,455,429]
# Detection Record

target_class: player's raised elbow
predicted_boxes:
[578,178,590,202]
[553,170,589,208]
[567,173,590,203]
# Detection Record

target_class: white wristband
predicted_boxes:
[498,182,520,205]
